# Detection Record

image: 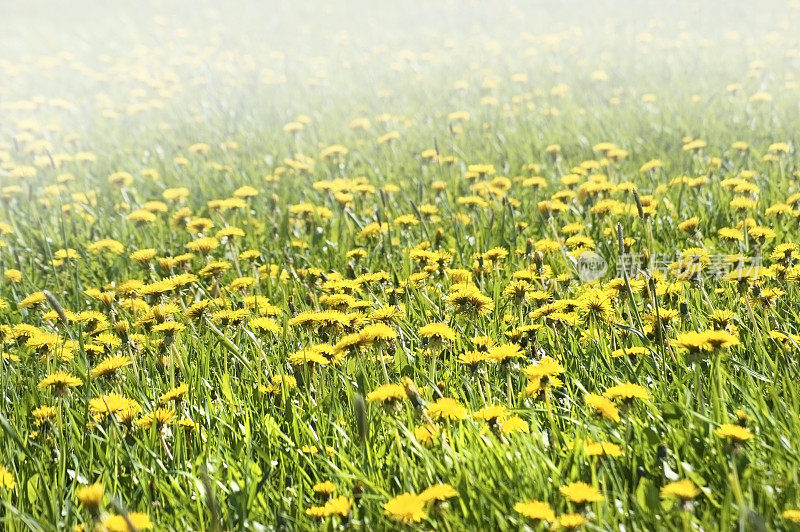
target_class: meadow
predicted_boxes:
[2,0,800,529]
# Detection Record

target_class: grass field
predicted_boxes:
[3,0,800,530]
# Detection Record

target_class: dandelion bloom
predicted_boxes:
[559,482,604,503]
[101,512,153,532]
[38,371,82,393]
[473,404,509,423]
[458,350,493,367]
[576,289,616,324]
[426,398,468,421]
[523,356,565,379]
[572,440,623,458]
[604,382,649,401]
[160,383,189,404]
[611,346,650,358]
[76,483,104,509]
[514,500,555,522]
[287,348,330,368]
[321,496,352,517]
[359,323,398,343]
[0,466,15,490]
[674,331,712,353]
[585,394,620,422]
[675,330,738,353]
[137,408,176,429]
[418,322,456,342]
[367,383,406,404]
[384,492,427,523]
[312,481,336,495]
[715,423,754,442]
[3,269,22,283]
[414,424,440,447]
[557,513,588,528]
[419,483,458,503]
[90,355,133,379]
[447,283,494,316]
[660,479,700,500]
[487,343,524,363]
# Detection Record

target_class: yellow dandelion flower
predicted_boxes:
[367,383,406,404]
[160,383,189,404]
[419,483,457,503]
[715,423,754,441]
[38,371,82,393]
[0,466,15,490]
[473,404,509,423]
[426,398,468,421]
[76,483,104,509]
[514,500,555,522]
[660,479,700,500]
[559,481,604,503]
[384,492,427,523]
[90,355,132,379]
[604,382,649,401]
[101,512,153,532]
[585,393,620,422]
[557,513,588,528]
[418,322,456,342]
[137,408,176,429]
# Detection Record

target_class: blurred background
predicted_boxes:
[1,1,797,167]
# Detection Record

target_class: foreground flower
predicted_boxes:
[426,398,468,421]
[522,356,565,380]
[660,479,700,500]
[487,343,524,364]
[101,512,153,532]
[604,382,650,401]
[89,393,141,423]
[420,483,458,503]
[307,496,352,518]
[611,346,650,358]
[472,405,512,434]
[568,439,623,458]
[576,288,616,324]
[287,348,330,368]
[384,492,427,523]
[323,495,352,517]
[90,355,133,378]
[514,500,555,522]
[704,330,740,350]
[585,393,620,422]
[418,322,456,344]
[38,371,82,395]
[715,423,754,441]
[675,330,739,354]
[499,415,530,435]
[447,283,494,316]
[558,513,589,528]
[137,407,176,429]
[560,482,604,504]
[414,424,440,447]
[312,481,336,496]
[367,383,406,404]
[0,466,15,490]
[160,383,189,404]
[76,483,104,511]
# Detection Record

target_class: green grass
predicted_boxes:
[1,0,800,530]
